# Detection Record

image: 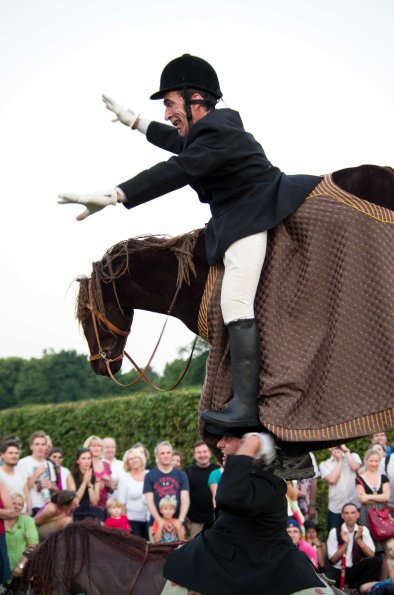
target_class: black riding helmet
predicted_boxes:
[150,54,222,100]
[150,54,222,124]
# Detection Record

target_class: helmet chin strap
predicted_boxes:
[182,89,213,132]
[181,88,194,127]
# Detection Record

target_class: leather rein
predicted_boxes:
[85,280,197,392]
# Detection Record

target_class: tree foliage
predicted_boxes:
[0,340,208,410]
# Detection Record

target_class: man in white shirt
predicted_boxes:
[0,440,31,513]
[17,431,57,515]
[319,445,361,531]
[325,502,382,589]
[102,437,124,500]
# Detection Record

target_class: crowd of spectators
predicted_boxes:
[0,430,393,593]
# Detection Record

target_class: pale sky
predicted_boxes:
[0,0,393,374]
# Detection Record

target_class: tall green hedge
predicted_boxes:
[0,389,201,468]
[0,389,385,538]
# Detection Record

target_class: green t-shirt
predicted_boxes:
[5,514,39,570]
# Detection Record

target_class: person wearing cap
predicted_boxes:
[161,427,333,595]
[286,518,319,569]
[58,55,321,471]
[304,519,327,571]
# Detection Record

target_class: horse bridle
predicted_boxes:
[85,280,197,391]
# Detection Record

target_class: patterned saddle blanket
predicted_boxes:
[199,173,394,449]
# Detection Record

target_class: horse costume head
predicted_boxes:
[76,230,206,377]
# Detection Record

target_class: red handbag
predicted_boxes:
[367,508,394,541]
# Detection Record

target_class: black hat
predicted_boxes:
[150,54,222,100]
[204,422,264,438]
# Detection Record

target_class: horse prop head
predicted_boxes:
[75,230,206,380]
[76,275,134,377]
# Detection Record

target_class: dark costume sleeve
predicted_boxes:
[146,121,184,154]
[118,120,235,209]
[216,455,286,514]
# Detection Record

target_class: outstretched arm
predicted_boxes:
[102,93,182,153]
[58,118,229,218]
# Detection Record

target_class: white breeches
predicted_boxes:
[220,232,267,325]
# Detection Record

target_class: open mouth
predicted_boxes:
[172,118,181,128]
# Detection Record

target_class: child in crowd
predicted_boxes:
[360,538,394,593]
[104,499,130,532]
[152,496,186,544]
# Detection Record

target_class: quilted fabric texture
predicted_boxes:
[200,175,394,449]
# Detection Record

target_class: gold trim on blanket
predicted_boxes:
[266,408,394,442]
[307,173,394,224]
[197,264,222,344]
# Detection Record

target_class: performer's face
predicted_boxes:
[164,91,189,138]
[216,436,240,457]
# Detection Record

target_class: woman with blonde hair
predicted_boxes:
[117,448,149,538]
[356,447,390,552]
[83,435,114,516]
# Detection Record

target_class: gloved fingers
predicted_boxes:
[102,94,122,114]
[57,193,81,205]
[102,93,117,109]
[102,92,138,127]
[76,208,92,221]
[111,116,119,123]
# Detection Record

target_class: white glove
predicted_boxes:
[242,432,276,464]
[57,188,118,221]
[102,94,139,128]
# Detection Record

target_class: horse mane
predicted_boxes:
[24,520,178,594]
[76,229,202,326]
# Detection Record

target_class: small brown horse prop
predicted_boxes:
[19,520,178,595]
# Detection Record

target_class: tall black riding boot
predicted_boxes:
[201,318,261,428]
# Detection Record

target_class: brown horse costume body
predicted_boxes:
[19,521,176,594]
[77,165,394,452]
